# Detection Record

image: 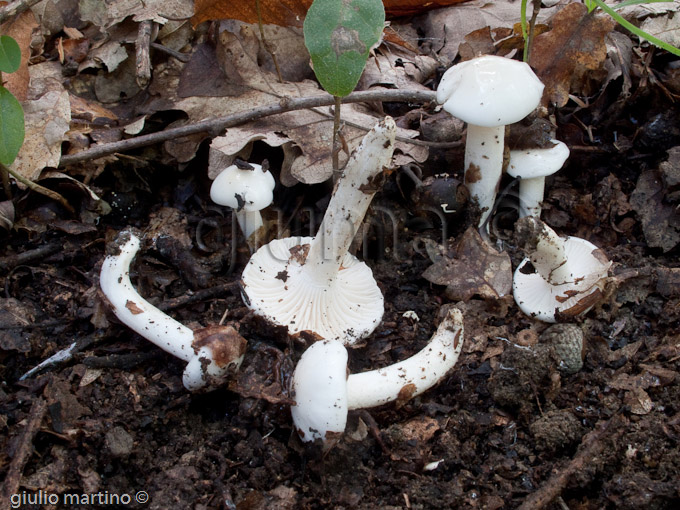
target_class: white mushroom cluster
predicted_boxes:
[241,117,397,344]
[436,55,545,228]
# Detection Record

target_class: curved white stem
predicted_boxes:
[100,233,195,361]
[100,231,247,391]
[464,124,504,230]
[305,117,396,282]
[347,307,464,409]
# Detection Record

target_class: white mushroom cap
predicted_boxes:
[436,55,544,128]
[242,236,384,342]
[210,162,275,212]
[513,218,611,323]
[290,338,348,443]
[507,140,570,180]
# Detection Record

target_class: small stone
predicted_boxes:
[105,426,134,457]
[540,323,584,374]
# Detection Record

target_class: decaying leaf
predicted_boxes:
[630,169,680,252]
[414,0,560,64]
[80,0,193,29]
[192,0,471,27]
[530,2,615,107]
[422,227,512,301]
[9,62,71,184]
[640,13,680,48]
[0,7,37,102]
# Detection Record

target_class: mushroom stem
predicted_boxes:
[100,233,195,362]
[305,117,396,282]
[518,177,545,218]
[516,217,572,284]
[464,125,504,229]
[235,210,264,240]
[100,231,247,391]
[347,307,464,409]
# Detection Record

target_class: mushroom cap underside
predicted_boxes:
[436,55,544,128]
[513,236,611,323]
[241,237,384,344]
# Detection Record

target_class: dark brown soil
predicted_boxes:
[2,16,680,510]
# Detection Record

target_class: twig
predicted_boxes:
[59,89,438,166]
[2,164,75,213]
[0,398,47,510]
[0,241,63,272]
[0,0,42,25]
[135,20,153,89]
[332,96,342,176]
[157,281,239,312]
[517,412,625,510]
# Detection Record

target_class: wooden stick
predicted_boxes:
[59,89,438,166]
[0,398,47,510]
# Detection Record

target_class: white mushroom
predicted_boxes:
[507,139,570,218]
[513,217,612,323]
[210,161,275,240]
[100,230,247,390]
[436,55,544,229]
[291,307,464,443]
[241,117,396,344]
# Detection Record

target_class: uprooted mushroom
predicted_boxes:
[241,117,397,344]
[100,230,247,391]
[291,307,465,443]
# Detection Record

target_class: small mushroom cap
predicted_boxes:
[513,237,611,323]
[436,55,544,128]
[210,163,275,211]
[241,236,384,344]
[291,339,348,443]
[507,140,570,179]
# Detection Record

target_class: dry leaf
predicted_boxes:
[630,169,680,252]
[0,7,38,102]
[192,0,471,27]
[79,0,192,29]
[640,13,680,48]
[414,0,560,64]
[422,227,512,301]
[530,3,615,107]
[9,63,71,184]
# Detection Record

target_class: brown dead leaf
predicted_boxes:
[414,0,560,64]
[422,227,512,301]
[630,169,680,252]
[0,7,38,102]
[9,63,71,184]
[192,0,471,27]
[530,3,615,107]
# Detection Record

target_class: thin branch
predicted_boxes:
[0,398,47,510]
[59,89,438,167]
[2,164,75,213]
[0,0,43,25]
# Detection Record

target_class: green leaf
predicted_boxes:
[304,0,385,97]
[0,35,21,74]
[0,86,25,166]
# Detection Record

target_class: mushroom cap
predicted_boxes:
[210,163,275,211]
[436,55,544,128]
[507,140,570,179]
[241,236,384,344]
[290,339,348,443]
[513,236,611,323]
